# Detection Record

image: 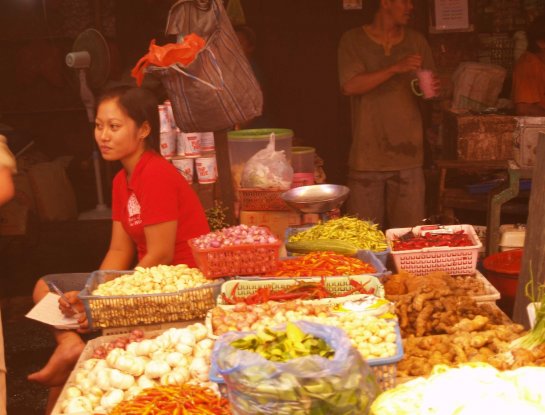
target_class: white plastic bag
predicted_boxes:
[241,133,293,189]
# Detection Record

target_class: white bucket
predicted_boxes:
[200,132,215,152]
[159,130,176,157]
[195,155,217,184]
[177,132,201,157]
[171,157,194,184]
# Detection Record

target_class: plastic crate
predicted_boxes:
[238,188,291,211]
[218,275,385,305]
[386,224,482,276]
[188,239,282,279]
[209,321,403,391]
[78,270,223,330]
[285,225,390,266]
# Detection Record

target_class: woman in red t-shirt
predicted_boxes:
[28,87,209,410]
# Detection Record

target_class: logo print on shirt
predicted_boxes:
[127,193,142,226]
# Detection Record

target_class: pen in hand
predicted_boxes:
[48,282,80,316]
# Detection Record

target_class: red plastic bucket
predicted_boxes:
[483,249,523,315]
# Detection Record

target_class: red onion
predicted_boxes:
[192,225,278,249]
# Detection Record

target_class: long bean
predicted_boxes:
[289,217,388,252]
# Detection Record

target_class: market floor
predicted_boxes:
[0,219,111,415]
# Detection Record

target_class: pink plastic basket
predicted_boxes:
[385,224,482,276]
[189,239,281,279]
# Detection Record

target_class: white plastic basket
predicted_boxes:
[386,224,482,276]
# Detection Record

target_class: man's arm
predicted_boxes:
[341,53,423,96]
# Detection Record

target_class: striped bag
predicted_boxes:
[149,0,263,132]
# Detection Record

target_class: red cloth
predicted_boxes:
[131,33,206,86]
[512,51,545,110]
[112,151,210,267]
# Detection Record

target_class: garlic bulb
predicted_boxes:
[87,392,101,407]
[124,385,143,400]
[100,389,124,410]
[136,339,158,356]
[175,343,193,356]
[106,348,125,367]
[145,360,171,379]
[189,323,209,342]
[64,396,93,414]
[76,378,94,394]
[166,351,188,368]
[176,329,196,347]
[82,358,102,371]
[109,368,135,390]
[189,356,209,382]
[126,341,139,355]
[194,339,214,361]
[137,374,156,389]
[96,368,112,391]
[89,386,103,398]
[160,367,189,386]
[64,386,82,399]
[93,406,108,415]
[95,359,109,370]
[74,369,90,385]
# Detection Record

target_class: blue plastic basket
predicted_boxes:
[78,270,223,330]
[210,321,403,391]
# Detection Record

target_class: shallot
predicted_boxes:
[192,224,278,249]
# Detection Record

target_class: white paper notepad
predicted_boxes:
[25,292,80,330]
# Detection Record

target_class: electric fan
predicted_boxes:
[66,28,111,220]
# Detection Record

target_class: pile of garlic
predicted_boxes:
[58,323,216,414]
[92,265,210,296]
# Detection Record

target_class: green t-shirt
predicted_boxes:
[338,27,435,171]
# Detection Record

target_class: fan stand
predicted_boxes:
[76,68,111,221]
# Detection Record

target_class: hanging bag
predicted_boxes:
[149,0,263,132]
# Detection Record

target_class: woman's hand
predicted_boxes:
[58,291,84,317]
[58,291,91,333]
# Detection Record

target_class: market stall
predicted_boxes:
[40,180,545,414]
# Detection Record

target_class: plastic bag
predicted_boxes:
[213,320,380,415]
[241,133,293,189]
[131,33,205,86]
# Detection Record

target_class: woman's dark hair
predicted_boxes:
[97,86,160,151]
[527,14,545,54]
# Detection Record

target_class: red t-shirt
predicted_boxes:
[112,151,210,267]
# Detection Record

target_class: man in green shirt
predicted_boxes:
[338,0,438,228]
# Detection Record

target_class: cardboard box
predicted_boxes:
[240,210,301,242]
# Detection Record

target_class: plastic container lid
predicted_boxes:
[483,248,523,275]
[227,128,294,141]
[292,146,315,155]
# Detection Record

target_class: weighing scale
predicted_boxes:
[281,184,350,222]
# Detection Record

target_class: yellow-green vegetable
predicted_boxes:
[285,239,359,256]
[289,217,388,252]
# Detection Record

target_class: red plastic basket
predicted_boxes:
[189,239,282,278]
[386,224,482,276]
[238,188,290,211]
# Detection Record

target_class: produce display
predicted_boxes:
[371,364,545,415]
[57,323,216,414]
[394,287,509,337]
[91,265,211,296]
[214,320,380,415]
[110,384,230,415]
[383,271,489,297]
[287,217,388,253]
[210,302,399,360]
[391,229,474,251]
[231,322,334,362]
[52,211,545,415]
[81,266,222,329]
[191,224,278,249]
[272,251,376,277]
[220,278,377,305]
